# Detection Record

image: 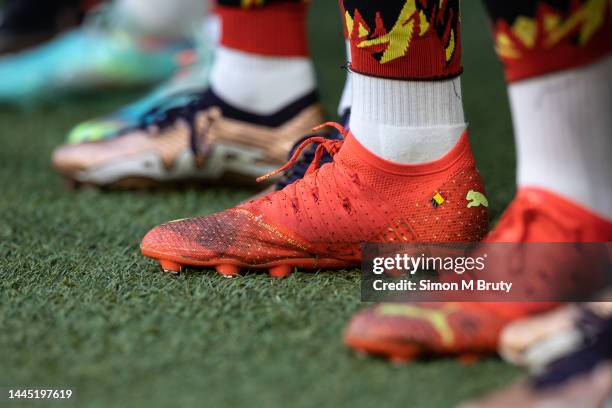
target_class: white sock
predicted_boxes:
[115,0,207,38]
[210,46,316,115]
[349,73,466,164]
[510,55,612,219]
[338,40,352,116]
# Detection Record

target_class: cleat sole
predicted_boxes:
[389,356,411,365]
[159,259,182,274]
[458,353,481,365]
[141,247,354,278]
[215,264,240,277]
[269,264,293,278]
[344,336,421,363]
[387,345,420,363]
[344,336,490,363]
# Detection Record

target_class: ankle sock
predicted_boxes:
[210,46,316,115]
[350,73,466,164]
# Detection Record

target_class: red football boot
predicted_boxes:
[344,188,612,361]
[140,123,489,277]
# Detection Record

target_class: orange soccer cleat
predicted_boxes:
[140,122,489,277]
[483,188,612,243]
[344,188,612,362]
[343,302,536,363]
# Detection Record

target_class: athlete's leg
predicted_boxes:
[343,0,467,163]
[52,0,325,188]
[344,0,612,363]
[483,0,612,219]
[211,0,315,115]
[139,0,489,277]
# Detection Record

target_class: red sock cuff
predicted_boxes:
[342,2,463,80]
[217,3,309,57]
[491,2,612,82]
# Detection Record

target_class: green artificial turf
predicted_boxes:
[0,2,522,407]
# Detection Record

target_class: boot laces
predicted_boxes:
[136,93,219,158]
[257,122,348,183]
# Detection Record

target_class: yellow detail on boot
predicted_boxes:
[433,193,445,206]
[466,190,488,208]
[377,304,458,346]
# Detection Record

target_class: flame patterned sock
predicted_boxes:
[483,0,612,82]
[340,0,462,80]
